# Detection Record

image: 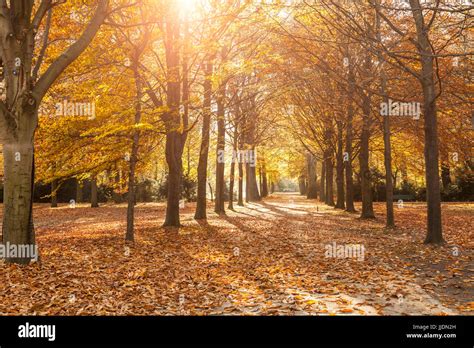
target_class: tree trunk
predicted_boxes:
[441,162,451,190]
[76,180,83,203]
[261,161,268,198]
[163,4,185,227]
[298,175,307,195]
[126,64,143,241]
[228,160,236,210]
[306,153,317,199]
[2,142,35,264]
[335,121,345,209]
[208,182,214,202]
[51,161,58,208]
[345,55,356,212]
[359,91,375,219]
[410,0,443,243]
[51,178,58,208]
[246,158,260,202]
[325,150,335,206]
[228,106,239,210]
[320,160,326,202]
[194,62,212,219]
[215,82,226,214]
[91,176,99,208]
[376,4,394,227]
[238,160,244,206]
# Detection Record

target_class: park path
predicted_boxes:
[0,193,471,315]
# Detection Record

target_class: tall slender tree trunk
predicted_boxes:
[228,158,236,210]
[360,91,375,219]
[320,161,326,202]
[325,150,335,206]
[126,66,142,241]
[51,163,58,208]
[410,0,443,243]
[238,160,244,206]
[345,54,356,212]
[228,105,239,210]
[335,121,345,209]
[376,3,394,227]
[215,82,226,214]
[194,62,212,219]
[261,161,268,198]
[306,153,317,199]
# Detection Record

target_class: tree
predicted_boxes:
[0,0,109,264]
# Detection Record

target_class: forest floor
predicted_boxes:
[0,193,472,315]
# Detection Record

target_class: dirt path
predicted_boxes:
[0,193,472,315]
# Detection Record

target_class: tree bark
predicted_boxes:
[126,65,142,241]
[359,91,375,219]
[306,153,317,199]
[410,0,443,243]
[344,54,356,212]
[194,62,212,219]
[2,142,35,264]
[376,3,394,227]
[76,180,83,204]
[91,176,99,208]
[163,4,185,227]
[325,150,335,206]
[215,82,226,214]
[335,120,345,209]
[320,160,326,202]
[261,160,268,198]
[238,160,244,206]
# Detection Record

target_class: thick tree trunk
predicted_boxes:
[246,159,261,202]
[91,176,99,208]
[335,121,345,209]
[194,62,212,219]
[306,153,317,199]
[2,141,35,264]
[410,0,443,243]
[163,5,185,227]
